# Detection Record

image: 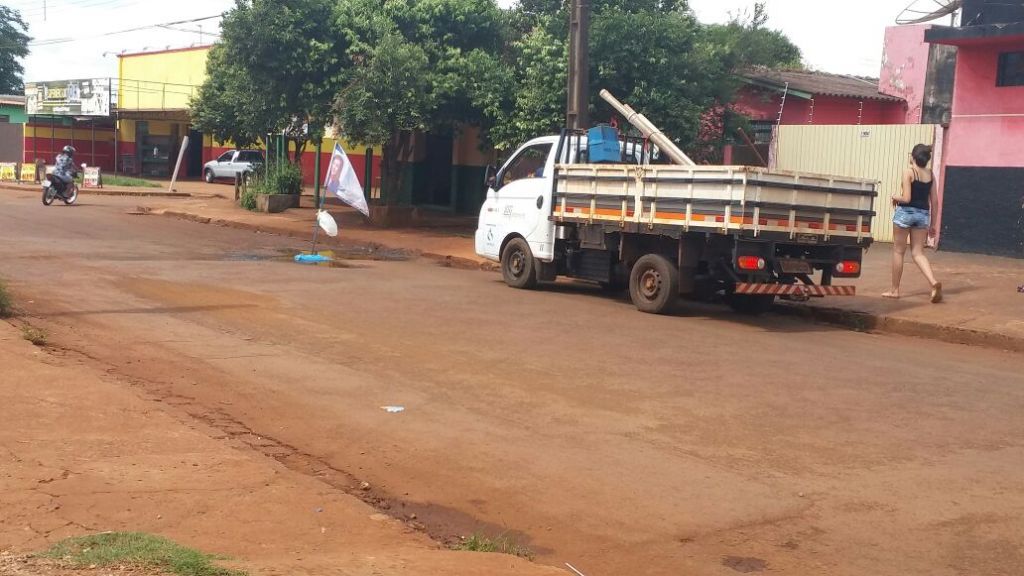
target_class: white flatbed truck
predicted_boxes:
[475,102,876,315]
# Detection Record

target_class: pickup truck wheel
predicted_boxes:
[501,238,538,289]
[203,169,214,183]
[629,254,679,314]
[727,294,776,315]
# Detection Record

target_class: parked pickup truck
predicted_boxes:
[475,129,877,315]
[203,149,265,183]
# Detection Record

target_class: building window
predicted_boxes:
[749,121,775,144]
[997,51,1024,87]
[0,115,9,123]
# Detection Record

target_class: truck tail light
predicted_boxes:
[737,256,766,271]
[835,261,861,275]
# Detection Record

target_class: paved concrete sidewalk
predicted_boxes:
[140,194,1024,351]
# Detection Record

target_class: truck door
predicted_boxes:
[492,142,556,261]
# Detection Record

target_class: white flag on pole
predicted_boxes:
[324,143,369,216]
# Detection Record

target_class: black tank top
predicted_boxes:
[901,173,932,210]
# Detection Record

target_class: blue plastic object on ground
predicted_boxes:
[294,253,331,264]
[587,125,621,163]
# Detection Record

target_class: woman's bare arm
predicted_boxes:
[892,169,913,204]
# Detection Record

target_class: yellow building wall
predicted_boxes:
[118,47,210,111]
[772,124,939,243]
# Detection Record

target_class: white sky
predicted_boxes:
[6,0,927,83]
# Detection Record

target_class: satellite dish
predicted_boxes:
[897,0,962,25]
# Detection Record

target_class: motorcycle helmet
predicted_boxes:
[62,145,75,156]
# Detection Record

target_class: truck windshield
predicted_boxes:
[499,143,552,188]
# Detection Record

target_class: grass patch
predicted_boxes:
[21,325,46,346]
[456,533,533,560]
[42,532,244,576]
[0,279,12,318]
[102,175,162,188]
[239,188,257,212]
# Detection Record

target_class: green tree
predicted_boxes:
[332,0,508,202]
[490,0,731,152]
[0,6,30,94]
[190,0,343,162]
[189,45,265,149]
[701,2,803,71]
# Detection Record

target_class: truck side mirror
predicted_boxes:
[484,164,497,189]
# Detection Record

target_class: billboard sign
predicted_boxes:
[25,78,112,117]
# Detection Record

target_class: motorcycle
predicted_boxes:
[41,175,78,206]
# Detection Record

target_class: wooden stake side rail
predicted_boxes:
[552,164,878,242]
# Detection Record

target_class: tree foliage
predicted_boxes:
[701,2,803,71]
[190,0,343,160]
[192,0,805,198]
[331,0,510,199]
[0,6,30,94]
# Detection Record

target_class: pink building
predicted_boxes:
[924,0,1024,257]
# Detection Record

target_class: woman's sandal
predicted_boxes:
[930,282,943,304]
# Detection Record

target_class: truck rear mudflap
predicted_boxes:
[734,283,856,297]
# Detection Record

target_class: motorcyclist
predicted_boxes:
[52,145,77,194]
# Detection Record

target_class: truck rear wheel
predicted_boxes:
[629,254,679,314]
[501,238,538,289]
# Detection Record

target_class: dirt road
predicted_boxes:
[2,191,1023,576]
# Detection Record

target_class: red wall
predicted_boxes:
[735,88,907,125]
[203,144,383,189]
[23,123,117,172]
[944,42,1024,168]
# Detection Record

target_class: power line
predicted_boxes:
[28,14,222,46]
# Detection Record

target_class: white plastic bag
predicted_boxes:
[317,210,338,237]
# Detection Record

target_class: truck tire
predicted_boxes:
[501,238,538,289]
[629,254,679,314]
[727,294,775,315]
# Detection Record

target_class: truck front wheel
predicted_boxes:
[501,238,538,289]
[629,254,679,314]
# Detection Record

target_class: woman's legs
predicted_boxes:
[910,227,942,302]
[909,228,938,286]
[885,226,910,297]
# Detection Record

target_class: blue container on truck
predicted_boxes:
[587,125,620,163]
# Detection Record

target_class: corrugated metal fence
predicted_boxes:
[771,124,939,243]
[0,123,23,163]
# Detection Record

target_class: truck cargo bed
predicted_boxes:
[552,164,877,245]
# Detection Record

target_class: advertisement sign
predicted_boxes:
[0,163,17,182]
[83,166,102,188]
[25,78,112,117]
[19,163,36,183]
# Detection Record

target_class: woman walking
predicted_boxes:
[883,144,942,303]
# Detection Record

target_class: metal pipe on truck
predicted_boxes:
[598,89,696,166]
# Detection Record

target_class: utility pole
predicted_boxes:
[566,0,590,130]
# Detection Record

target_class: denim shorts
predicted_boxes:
[893,206,930,229]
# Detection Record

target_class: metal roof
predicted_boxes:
[0,94,26,106]
[740,69,904,103]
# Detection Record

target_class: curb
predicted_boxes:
[774,302,1024,353]
[158,209,500,272]
[0,183,190,197]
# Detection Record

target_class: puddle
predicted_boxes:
[222,246,412,269]
[722,556,767,573]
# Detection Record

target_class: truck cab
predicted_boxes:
[476,136,561,263]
